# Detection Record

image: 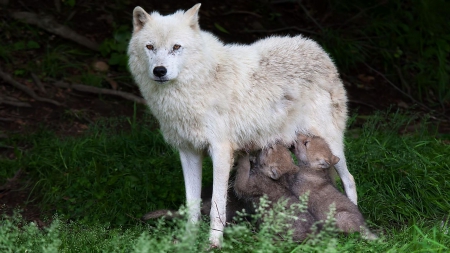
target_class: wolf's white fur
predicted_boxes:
[128,3,355,246]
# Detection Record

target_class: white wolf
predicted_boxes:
[128,3,356,247]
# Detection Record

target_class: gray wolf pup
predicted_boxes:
[288,135,377,240]
[127,3,354,246]
[233,147,316,241]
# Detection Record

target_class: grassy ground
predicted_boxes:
[1,110,449,252]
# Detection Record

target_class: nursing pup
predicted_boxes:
[234,146,316,241]
[288,135,377,240]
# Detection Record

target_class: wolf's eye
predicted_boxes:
[146,44,154,50]
[173,44,181,50]
[303,141,309,147]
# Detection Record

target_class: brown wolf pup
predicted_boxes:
[233,146,316,241]
[288,134,378,240]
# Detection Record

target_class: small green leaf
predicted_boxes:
[13,41,26,51]
[14,69,25,76]
[214,23,230,34]
[436,38,450,52]
[63,0,76,7]
[27,41,40,49]
[108,53,128,67]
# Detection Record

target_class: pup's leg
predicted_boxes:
[335,211,378,240]
[233,154,254,196]
[179,148,203,224]
[209,142,233,248]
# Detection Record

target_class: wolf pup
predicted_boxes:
[128,3,353,246]
[234,146,316,241]
[289,135,377,240]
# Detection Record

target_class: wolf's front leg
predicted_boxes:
[209,142,233,248]
[179,148,203,224]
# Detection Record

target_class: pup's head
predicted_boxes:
[128,4,202,83]
[292,135,340,170]
[256,144,299,180]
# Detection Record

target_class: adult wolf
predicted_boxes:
[128,3,355,247]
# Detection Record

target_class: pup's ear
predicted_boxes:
[185,3,201,30]
[330,155,340,166]
[269,167,281,180]
[297,134,309,144]
[133,7,151,33]
[318,159,331,169]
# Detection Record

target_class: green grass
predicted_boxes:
[346,111,450,227]
[1,111,449,252]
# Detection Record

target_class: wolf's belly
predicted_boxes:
[157,105,298,151]
[228,105,304,150]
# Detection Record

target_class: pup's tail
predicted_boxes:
[360,225,379,241]
[141,209,181,221]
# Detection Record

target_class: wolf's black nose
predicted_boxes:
[153,66,167,77]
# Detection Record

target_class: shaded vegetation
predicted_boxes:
[323,0,450,106]
[1,0,449,109]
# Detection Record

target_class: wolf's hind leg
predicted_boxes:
[326,137,357,205]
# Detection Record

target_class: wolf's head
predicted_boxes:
[128,4,202,83]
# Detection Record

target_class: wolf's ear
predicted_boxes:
[185,3,201,30]
[133,6,151,33]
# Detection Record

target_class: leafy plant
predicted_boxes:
[99,25,131,71]
[62,0,76,8]
[38,45,86,79]
[80,72,103,87]
[13,40,40,51]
